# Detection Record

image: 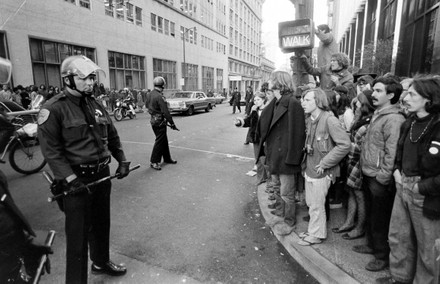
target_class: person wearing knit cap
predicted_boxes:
[356,75,374,95]
[377,76,440,284]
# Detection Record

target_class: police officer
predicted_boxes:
[37,55,131,283]
[147,76,178,170]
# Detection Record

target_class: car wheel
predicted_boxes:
[186,106,195,116]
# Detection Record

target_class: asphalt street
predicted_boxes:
[2,103,317,284]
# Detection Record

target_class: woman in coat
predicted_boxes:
[332,90,375,240]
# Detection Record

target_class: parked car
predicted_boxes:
[212,93,226,104]
[167,91,214,115]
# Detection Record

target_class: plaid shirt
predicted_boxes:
[346,124,368,190]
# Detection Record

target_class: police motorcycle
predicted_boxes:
[113,96,136,121]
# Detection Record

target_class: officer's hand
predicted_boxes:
[24,237,53,276]
[116,161,131,179]
[66,179,87,195]
[171,124,179,131]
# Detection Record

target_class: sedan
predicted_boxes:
[167,91,214,115]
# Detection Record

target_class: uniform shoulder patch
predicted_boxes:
[37,109,50,125]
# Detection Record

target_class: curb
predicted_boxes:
[257,183,361,284]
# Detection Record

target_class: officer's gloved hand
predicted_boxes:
[24,236,53,277]
[170,124,178,131]
[116,161,131,179]
[66,179,87,195]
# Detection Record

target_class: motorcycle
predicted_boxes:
[113,98,136,121]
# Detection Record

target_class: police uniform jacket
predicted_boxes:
[147,89,174,125]
[37,91,126,180]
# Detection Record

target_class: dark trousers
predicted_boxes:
[64,167,111,284]
[363,175,395,260]
[232,103,241,113]
[150,124,172,163]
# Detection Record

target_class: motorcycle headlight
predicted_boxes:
[116,101,121,107]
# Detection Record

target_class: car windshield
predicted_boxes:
[172,92,191,99]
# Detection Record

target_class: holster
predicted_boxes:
[150,113,165,127]
[51,180,64,212]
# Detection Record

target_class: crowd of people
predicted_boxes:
[0,80,153,115]
[234,44,440,283]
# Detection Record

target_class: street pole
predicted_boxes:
[182,27,196,91]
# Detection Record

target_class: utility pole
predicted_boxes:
[288,0,315,97]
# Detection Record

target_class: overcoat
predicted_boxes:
[256,93,305,174]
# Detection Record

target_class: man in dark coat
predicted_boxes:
[232,87,241,114]
[256,70,306,236]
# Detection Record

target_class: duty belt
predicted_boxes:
[72,157,110,176]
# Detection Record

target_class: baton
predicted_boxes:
[32,230,56,284]
[47,164,141,202]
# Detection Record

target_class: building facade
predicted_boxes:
[0,0,240,96]
[227,0,264,93]
[330,0,440,77]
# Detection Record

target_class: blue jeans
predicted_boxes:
[271,174,296,227]
[389,174,440,284]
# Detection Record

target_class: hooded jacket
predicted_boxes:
[361,105,405,185]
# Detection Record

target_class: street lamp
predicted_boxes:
[182,26,196,90]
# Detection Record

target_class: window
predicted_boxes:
[151,13,157,31]
[29,38,95,88]
[164,19,170,35]
[153,58,177,89]
[170,22,175,37]
[202,66,214,91]
[116,1,124,20]
[126,3,134,23]
[158,16,163,33]
[108,51,145,90]
[182,63,198,90]
[135,7,142,26]
[79,0,90,9]
[65,0,75,4]
[104,0,114,17]
[216,68,223,91]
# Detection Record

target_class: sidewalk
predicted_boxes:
[257,183,391,284]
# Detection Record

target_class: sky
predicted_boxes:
[261,0,328,69]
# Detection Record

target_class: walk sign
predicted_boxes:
[279,19,314,53]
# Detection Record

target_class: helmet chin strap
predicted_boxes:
[66,75,91,97]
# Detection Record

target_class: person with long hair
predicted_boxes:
[256,71,305,236]
[299,88,350,245]
[333,90,375,240]
[300,52,354,91]
[377,76,440,284]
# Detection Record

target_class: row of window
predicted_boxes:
[28,37,224,91]
[65,0,90,9]
[104,0,143,26]
[201,35,214,50]
[229,44,259,65]
[151,13,177,37]
[216,42,226,54]
[228,60,259,77]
